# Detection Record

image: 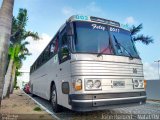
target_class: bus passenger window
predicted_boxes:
[50,44,55,55]
[50,39,58,57]
[43,45,50,61]
[54,39,58,53]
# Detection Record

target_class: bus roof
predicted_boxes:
[67,15,129,31]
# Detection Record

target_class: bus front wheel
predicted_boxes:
[51,84,62,113]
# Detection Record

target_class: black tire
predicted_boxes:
[31,92,35,97]
[51,84,62,113]
[31,84,35,97]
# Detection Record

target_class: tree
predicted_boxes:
[0,0,14,106]
[9,41,31,94]
[2,8,39,98]
[130,24,153,45]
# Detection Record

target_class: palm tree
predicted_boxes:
[0,0,14,106]
[130,24,153,45]
[3,8,39,98]
[10,41,31,94]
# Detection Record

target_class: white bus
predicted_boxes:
[30,15,146,112]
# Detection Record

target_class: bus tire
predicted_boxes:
[51,84,62,113]
[31,92,35,97]
[31,84,35,97]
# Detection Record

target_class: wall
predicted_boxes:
[146,80,160,100]
[17,72,30,89]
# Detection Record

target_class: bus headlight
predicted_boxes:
[134,80,139,88]
[133,79,144,88]
[74,79,82,91]
[94,80,101,88]
[85,79,102,90]
[86,80,94,89]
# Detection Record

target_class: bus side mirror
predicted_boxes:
[61,45,71,60]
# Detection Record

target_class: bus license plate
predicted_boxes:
[113,81,125,88]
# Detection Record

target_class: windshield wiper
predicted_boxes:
[97,48,106,57]
[113,35,133,60]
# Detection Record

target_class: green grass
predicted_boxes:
[33,106,42,111]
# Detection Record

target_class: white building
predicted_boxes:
[17,71,30,89]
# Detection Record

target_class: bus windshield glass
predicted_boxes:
[73,21,139,58]
[110,27,139,58]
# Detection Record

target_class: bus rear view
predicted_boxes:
[30,15,146,112]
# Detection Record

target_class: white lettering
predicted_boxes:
[110,27,120,32]
[92,24,105,31]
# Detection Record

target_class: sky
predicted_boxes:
[0,0,160,80]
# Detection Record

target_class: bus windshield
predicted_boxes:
[73,21,139,58]
[110,28,139,58]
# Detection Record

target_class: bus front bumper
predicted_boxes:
[69,92,146,112]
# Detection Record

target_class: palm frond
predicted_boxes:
[20,42,30,55]
[14,44,21,57]
[21,41,30,46]
[14,58,22,69]
[23,31,39,40]
[11,9,29,43]
[130,24,143,36]
[132,34,153,45]
[18,54,26,60]
[17,8,28,29]
[11,17,18,34]
[8,45,14,55]
[16,70,22,76]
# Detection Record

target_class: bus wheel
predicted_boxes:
[31,85,35,97]
[51,84,62,113]
[31,92,35,97]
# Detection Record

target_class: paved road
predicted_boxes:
[27,94,160,120]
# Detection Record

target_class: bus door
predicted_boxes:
[57,27,71,105]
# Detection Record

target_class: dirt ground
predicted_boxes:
[0,89,54,120]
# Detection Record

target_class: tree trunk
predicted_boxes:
[14,70,17,88]
[2,58,14,98]
[0,0,14,106]
[3,44,16,98]
[10,64,16,94]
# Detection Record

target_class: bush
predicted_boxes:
[33,106,42,111]
[15,86,19,89]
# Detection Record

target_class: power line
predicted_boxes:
[154,60,160,80]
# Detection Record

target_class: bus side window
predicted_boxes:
[30,66,33,73]
[43,45,50,61]
[59,32,70,63]
[34,62,37,71]
[37,55,43,67]
[50,38,58,57]
[54,39,58,53]
[50,42,55,56]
